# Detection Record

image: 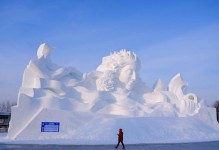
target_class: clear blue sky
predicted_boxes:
[0,0,219,105]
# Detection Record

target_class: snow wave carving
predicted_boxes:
[8,43,213,142]
[168,73,201,116]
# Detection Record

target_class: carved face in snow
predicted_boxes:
[119,64,137,90]
[96,50,140,91]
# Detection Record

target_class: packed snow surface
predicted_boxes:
[7,43,219,144]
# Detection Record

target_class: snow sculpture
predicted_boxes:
[143,74,201,116]
[143,79,176,117]
[8,43,218,143]
[8,43,84,139]
[144,79,168,104]
[168,74,201,116]
[91,50,150,116]
[153,79,167,92]
[22,43,82,91]
[96,50,140,91]
[37,43,52,59]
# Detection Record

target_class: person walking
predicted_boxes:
[115,128,125,149]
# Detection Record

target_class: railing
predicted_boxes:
[0,119,10,125]
[0,127,8,132]
[0,113,11,133]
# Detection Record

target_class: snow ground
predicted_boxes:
[0,141,219,150]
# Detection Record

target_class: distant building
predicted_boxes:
[0,112,11,132]
[213,101,219,123]
[217,106,219,123]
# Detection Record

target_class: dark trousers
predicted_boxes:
[115,140,125,148]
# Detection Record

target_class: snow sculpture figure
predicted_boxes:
[21,43,82,94]
[143,75,201,116]
[9,43,213,142]
[37,43,52,59]
[96,50,140,91]
[168,74,201,116]
[143,79,177,116]
[8,44,84,139]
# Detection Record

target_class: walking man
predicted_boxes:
[115,128,125,149]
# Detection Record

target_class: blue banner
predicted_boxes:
[41,122,60,132]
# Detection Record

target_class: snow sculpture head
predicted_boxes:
[37,43,52,59]
[96,50,140,91]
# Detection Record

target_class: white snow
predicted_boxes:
[4,43,219,144]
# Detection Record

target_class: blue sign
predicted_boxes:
[41,122,60,132]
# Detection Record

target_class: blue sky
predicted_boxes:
[0,0,218,105]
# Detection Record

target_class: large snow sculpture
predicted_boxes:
[8,43,218,143]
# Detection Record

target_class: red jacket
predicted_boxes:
[118,129,123,141]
